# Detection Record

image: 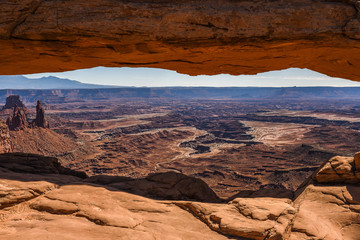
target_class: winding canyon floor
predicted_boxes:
[4,98,360,198]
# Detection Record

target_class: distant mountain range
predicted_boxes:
[1,75,360,103]
[1,87,360,104]
[0,75,117,89]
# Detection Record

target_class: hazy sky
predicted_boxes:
[25,67,360,87]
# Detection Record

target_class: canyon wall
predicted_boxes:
[0,0,360,81]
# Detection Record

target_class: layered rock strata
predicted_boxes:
[2,95,25,110]
[0,152,359,239]
[0,0,360,81]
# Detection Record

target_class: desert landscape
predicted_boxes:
[0,91,359,199]
[0,90,359,239]
[1,0,360,239]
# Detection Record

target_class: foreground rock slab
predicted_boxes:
[290,184,360,240]
[0,182,230,240]
[0,153,359,239]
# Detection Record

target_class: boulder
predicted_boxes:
[314,153,360,184]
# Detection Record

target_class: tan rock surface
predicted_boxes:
[176,197,296,239]
[290,184,360,240]
[354,152,360,170]
[0,177,56,209]
[0,182,231,240]
[1,0,360,81]
[314,154,360,184]
[0,153,360,240]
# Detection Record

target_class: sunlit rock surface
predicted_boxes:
[0,0,360,81]
[0,153,359,239]
[314,153,360,184]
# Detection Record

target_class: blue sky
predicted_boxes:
[25,67,360,87]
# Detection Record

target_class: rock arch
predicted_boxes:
[1,0,360,81]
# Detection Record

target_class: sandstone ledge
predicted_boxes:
[0,153,359,239]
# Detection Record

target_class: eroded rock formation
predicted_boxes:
[2,95,25,110]
[0,153,359,239]
[0,120,12,153]
[6,99,50,130]
[0,0,360,81]
[6,105,29,131]
[32,100,49,128]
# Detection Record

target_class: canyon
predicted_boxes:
[1,92,360,200]
[0,84,358,240]
[0,89,359,239]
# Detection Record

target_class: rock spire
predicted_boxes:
[32,100,49,128]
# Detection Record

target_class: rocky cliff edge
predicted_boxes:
[0,152,359,240]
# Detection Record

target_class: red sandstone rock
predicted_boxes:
[0,120,12,153]
[6,99,50,130]
[354,152,360,170]
[6,105,28,131]
[32,100,49,128]
[0,153,359,239]
[0,1,360,81]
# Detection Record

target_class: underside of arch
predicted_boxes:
[1,0,360,80]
